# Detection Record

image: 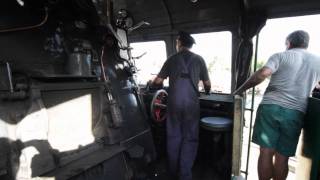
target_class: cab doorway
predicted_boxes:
[241,14,320,180]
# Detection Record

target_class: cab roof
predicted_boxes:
[114,0,320,35]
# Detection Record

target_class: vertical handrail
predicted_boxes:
[244,34,259,179]
[232,95,245,176]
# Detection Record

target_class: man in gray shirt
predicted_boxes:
[152,31,211,180]
[234,30,320,180]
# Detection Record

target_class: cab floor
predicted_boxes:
[145,159,226,180]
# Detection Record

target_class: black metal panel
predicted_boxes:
[68,153,129,180]
[0,1,156,179]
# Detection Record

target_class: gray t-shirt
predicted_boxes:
[261,48,320,113]
[158,50,210,91]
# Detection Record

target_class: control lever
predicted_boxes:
[0,62,28,100]
[6,62,14,93]
[106,24,124,48]
[145,80,152,92]
[100,47,123,128]
[128,21,151,33]
[132,52,147,60]
[106,92,123,127]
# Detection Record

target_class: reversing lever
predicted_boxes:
[100,47,124,128]
[6,62,14,93]
[0,62,28,100]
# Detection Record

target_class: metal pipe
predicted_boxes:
[100,46,107,82]
[99,45,123,128]
[6,62,14,93]
[127,21,150,33]
[244,34,259,180]
[0,8,48,33]
[105,0,124,47]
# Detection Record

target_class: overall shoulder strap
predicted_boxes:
[180,53,200,96]
[180,53,194,72]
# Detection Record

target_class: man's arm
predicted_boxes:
[152,77,164,86]
[149,58,170,87]
[203,80,211,94]
[233,66,273,95]
[199,57,211,94]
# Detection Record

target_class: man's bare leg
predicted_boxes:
[258,147,275,180]
[273,152,289,180]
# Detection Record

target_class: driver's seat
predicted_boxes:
[200,117,232,132]
[200,116,233,178]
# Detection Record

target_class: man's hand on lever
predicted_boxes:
[203,80,211,95]
[147,77,164,90]
[152,77,164,86]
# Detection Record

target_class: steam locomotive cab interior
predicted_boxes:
[1,0,320,180]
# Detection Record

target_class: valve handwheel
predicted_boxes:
[150,89,168,122]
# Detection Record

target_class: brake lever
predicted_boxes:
[145,80,153,92]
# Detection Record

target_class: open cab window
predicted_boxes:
[130,32,232,93]
[191,31,232,94]
[130,41,167,85]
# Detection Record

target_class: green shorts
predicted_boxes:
[252,104,305,157]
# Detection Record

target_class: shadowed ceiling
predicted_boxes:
[114,0,320,36]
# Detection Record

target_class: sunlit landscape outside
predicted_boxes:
[191,31,232,93]
[130,41,167,85]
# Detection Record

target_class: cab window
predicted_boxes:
[191,31,232,93]
[130,41,167,85]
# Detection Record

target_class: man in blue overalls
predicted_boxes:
[152,31,211,180]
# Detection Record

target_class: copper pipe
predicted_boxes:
[0,8,48,33]
[100,46,107,82]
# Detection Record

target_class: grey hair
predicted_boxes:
[286,30,310,49]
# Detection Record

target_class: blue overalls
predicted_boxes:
[167,55,199,180]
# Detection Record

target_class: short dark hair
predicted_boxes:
[286,30,309,49]
[178,31,195,48]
